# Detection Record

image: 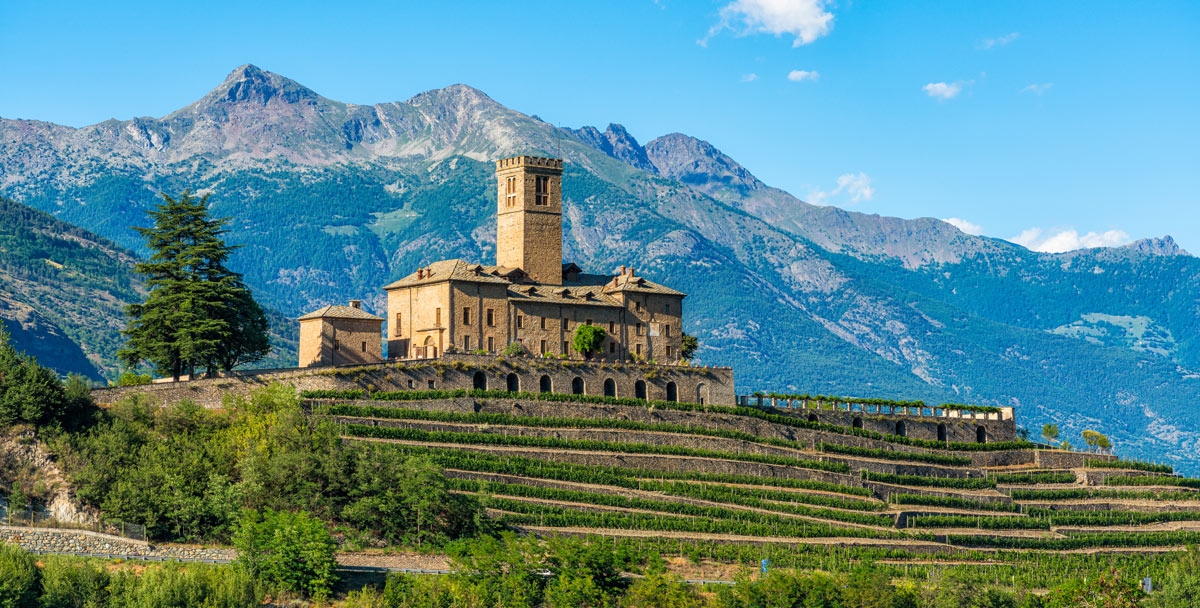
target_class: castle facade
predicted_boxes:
[299,156,687,367]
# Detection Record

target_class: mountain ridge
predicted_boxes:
[2,64,1199,470]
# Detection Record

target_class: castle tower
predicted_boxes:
[495,156,563,285]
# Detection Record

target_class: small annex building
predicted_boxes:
[297,300,383,368]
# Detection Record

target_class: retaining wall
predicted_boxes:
[0,526,232,560]
[91,354,735,409]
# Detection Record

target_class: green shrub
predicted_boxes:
[38,557,111,608]
[233,508,338,600]
[0,544,40,608]
[116,370,152,386]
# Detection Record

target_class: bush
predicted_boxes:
[501,342,528,357]
[116,370,152,386]
[37,557,111,608]
[572,325,607,359]
[0,544,41,608]
[233,508,338,600]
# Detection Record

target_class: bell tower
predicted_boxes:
[495,156,563,285]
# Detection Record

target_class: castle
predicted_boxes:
[300,156,686,368]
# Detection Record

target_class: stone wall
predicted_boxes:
[741,397,1017,445]
[0,526,232,561]
[91,354,736,409]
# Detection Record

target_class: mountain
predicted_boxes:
[2,64,1199,470]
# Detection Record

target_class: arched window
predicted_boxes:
[807,413,819,423]
[895,420,907,437]
[571,377,584,395]
[696,383,710,405]
[603,378,616,398]
[666,382,677,402]
[506,373,520,392]
[472,371,487,391]
[976,426,987,444]
[937,423,947,442]
[634,380,647,400]
[539,375,552,394]
[852,417,863,429]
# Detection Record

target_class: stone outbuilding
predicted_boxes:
[297,300,383,368]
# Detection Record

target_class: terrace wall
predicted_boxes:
[91,354,734,409]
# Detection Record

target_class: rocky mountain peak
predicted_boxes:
[567,123,657,173]
[1120,236,1188,257]
[645,133,764,196]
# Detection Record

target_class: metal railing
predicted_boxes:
[0,505,146,542]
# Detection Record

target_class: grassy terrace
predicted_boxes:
[304,389,1037,452]
[326,403,975,467]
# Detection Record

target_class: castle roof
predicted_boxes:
[298,304,384,322]
[383,259,684,299]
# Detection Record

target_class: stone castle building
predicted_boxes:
[297,300,383,367]
[299,155,686,367]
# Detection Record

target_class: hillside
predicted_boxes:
[2,64,1200,469]
[0,195,298,379]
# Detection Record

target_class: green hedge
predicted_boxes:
[862,470,995,490]
[344,424,850,473]
[991,471,1077,485]
[1103,475,1200,489]
[889,493,1021,513]
[816,442,971,467]
[947,531,1200,550]
[1086,459,1173,474]
[908,515,1048,530]
[1028,508,1200,527]
[1008,488,1199,501]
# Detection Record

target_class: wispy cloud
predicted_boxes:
[701,0,834,48]
[1021,83,1054,95]
[923,81,970,100]
[942,217,984,236]
[787,69,819,82]
[1010,227,1132,253]
[808,172,874,206]
[741,73,760,82]
[978,32,1020,50]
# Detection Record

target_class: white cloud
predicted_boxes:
[1009,227,1133,253]
[1021,83,1054,95]
[808,172,874,206]
[942,217,984,235]
[978,32,1020,49]
[787,69,819,82]
[923,81,967,100]
[741,73,760,82]
[701,0,834,47]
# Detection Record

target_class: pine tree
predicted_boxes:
[120,191,270,379]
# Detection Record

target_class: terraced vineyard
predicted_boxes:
[308,389,1199,568]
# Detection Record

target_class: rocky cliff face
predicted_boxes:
[2,65,1199,470]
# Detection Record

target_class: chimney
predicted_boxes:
[619,265,627,274]
[349,300,362,309]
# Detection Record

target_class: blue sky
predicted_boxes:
[2,1,1197,252]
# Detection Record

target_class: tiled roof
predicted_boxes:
[298,305,384,321]
[382,259,685,298]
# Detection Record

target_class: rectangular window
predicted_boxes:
[506,176,518,207]
[395,313,402,336]
[665,303,671,314]
[636,323,643,336]
[665,325,671,337]
[608,321,615,333]
[586,318,593,326]
[463,307,471,325]
[562,317,569,330]
[667,346,674,359]
[486,308,495,326]
[535,175,549,205]
[428,379,436,389]
[516,315,524,329]
[635,300,642,312]
[540,317,548,330]
[361,341,367,352]
[540,340,547,354]
[609,342,616,353]
[435,308,441,325]
[463,335,470,350]
[635,344,642,356]
[563,340,569,353]
[488,336,495,351]
[407,379,414,388]
[333,340,340,351]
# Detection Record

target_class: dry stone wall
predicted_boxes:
[0,526,233,561]
[91,353,735,409]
